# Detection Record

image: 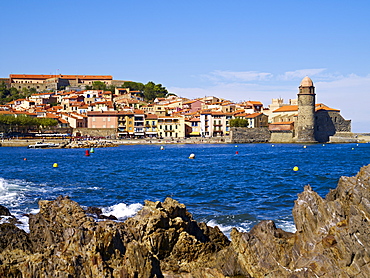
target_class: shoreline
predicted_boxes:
[0,137,231,147]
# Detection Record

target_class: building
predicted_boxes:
[157,116,185,138]
[8,74,126,92]
[269,77,351,143]
[296,76,316,143]
[87,111,117,129]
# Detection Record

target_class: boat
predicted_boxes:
[27,142,60,149]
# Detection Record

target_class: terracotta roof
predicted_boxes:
[245,112,263,118]
[273,105,298,112]
[10,74,112,80]
[211,112,225,116]
[247,101,263,105]
[145,114,158,119]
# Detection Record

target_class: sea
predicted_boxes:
[1,143,370,237]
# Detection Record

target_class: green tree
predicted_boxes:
[37,118,58,128]
[230,118,248,127]
[122,81,145,92]
[143,81,168,101]
[91,81,107,90]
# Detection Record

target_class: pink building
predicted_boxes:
[87,111,118,128]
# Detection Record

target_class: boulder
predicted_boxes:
[1,164,370,277]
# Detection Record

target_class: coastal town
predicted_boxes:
[0,73,362,144]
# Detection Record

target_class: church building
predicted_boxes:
[269,77,351,143]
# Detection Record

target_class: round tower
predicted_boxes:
[296,76,316,143]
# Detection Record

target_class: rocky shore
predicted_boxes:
[1,165,370,277]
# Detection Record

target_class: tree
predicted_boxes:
[230,118,248,127]
[91,81,107,90]
[122,81,145,92]
[143,81,168,101]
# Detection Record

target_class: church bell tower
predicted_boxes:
[296,76,317,143]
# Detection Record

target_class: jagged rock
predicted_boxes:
[85,206,118,220]
[0,205,11,216]
[1,164,370,277]
[0,196,229,277]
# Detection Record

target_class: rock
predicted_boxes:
[0,204,11,216]
[1,164,370,277]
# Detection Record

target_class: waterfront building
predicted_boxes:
[269,77,351,143]
[145,114,158,138]
[157,116,185,138]
[61,112,88,128]
[87,111,117,129]
[296,76,316,143]
[186,117,201,137]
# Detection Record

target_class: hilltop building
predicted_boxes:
[7,74,126,91]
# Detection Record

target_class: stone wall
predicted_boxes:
[315,111,351,142]
[230,127,270,143]
[73,128,117,138]
[270,130,295,143]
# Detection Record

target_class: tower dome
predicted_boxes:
[300,76,313,87]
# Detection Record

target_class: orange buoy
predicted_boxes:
[235,151,239,154]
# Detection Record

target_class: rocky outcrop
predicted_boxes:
[1,164,370,277]
[64,140,118,148]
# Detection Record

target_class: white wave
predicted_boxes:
[207,218,296,239]
[102,202,143,220]
[276,220,297,233]
[207,219,250,238]
[0,177,26,208]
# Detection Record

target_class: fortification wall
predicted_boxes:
[73,128,117,138]
[270,131,295,143]
[230,127,270,143]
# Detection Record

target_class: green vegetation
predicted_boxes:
[85,81,116,93]
[0,82,36,105]
[0,79,171,105]
[121,81,169,102]
[0,114,58,133]
[229,118,248,127]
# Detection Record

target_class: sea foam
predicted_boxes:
[102,202,143,220]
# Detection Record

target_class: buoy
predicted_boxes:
[303,146,307,149]
[293,166,299,171]
[189,153,195,159]
[323,144,325,146]
[160,146,164,150]
[235,151,239,154]
[356,144,359,147]
[53,163,58,168]
[90,147,95,153]
[85,150,90,156]
[352,148,355,150]
[23,158,27,161]
[272,145,274,147]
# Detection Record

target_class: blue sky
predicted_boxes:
[1,1,369,131]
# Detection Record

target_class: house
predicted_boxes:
[86,111,116,129]
[145,113,158,138]
[157,116,185,138]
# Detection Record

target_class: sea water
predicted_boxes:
[1,143,370,236]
